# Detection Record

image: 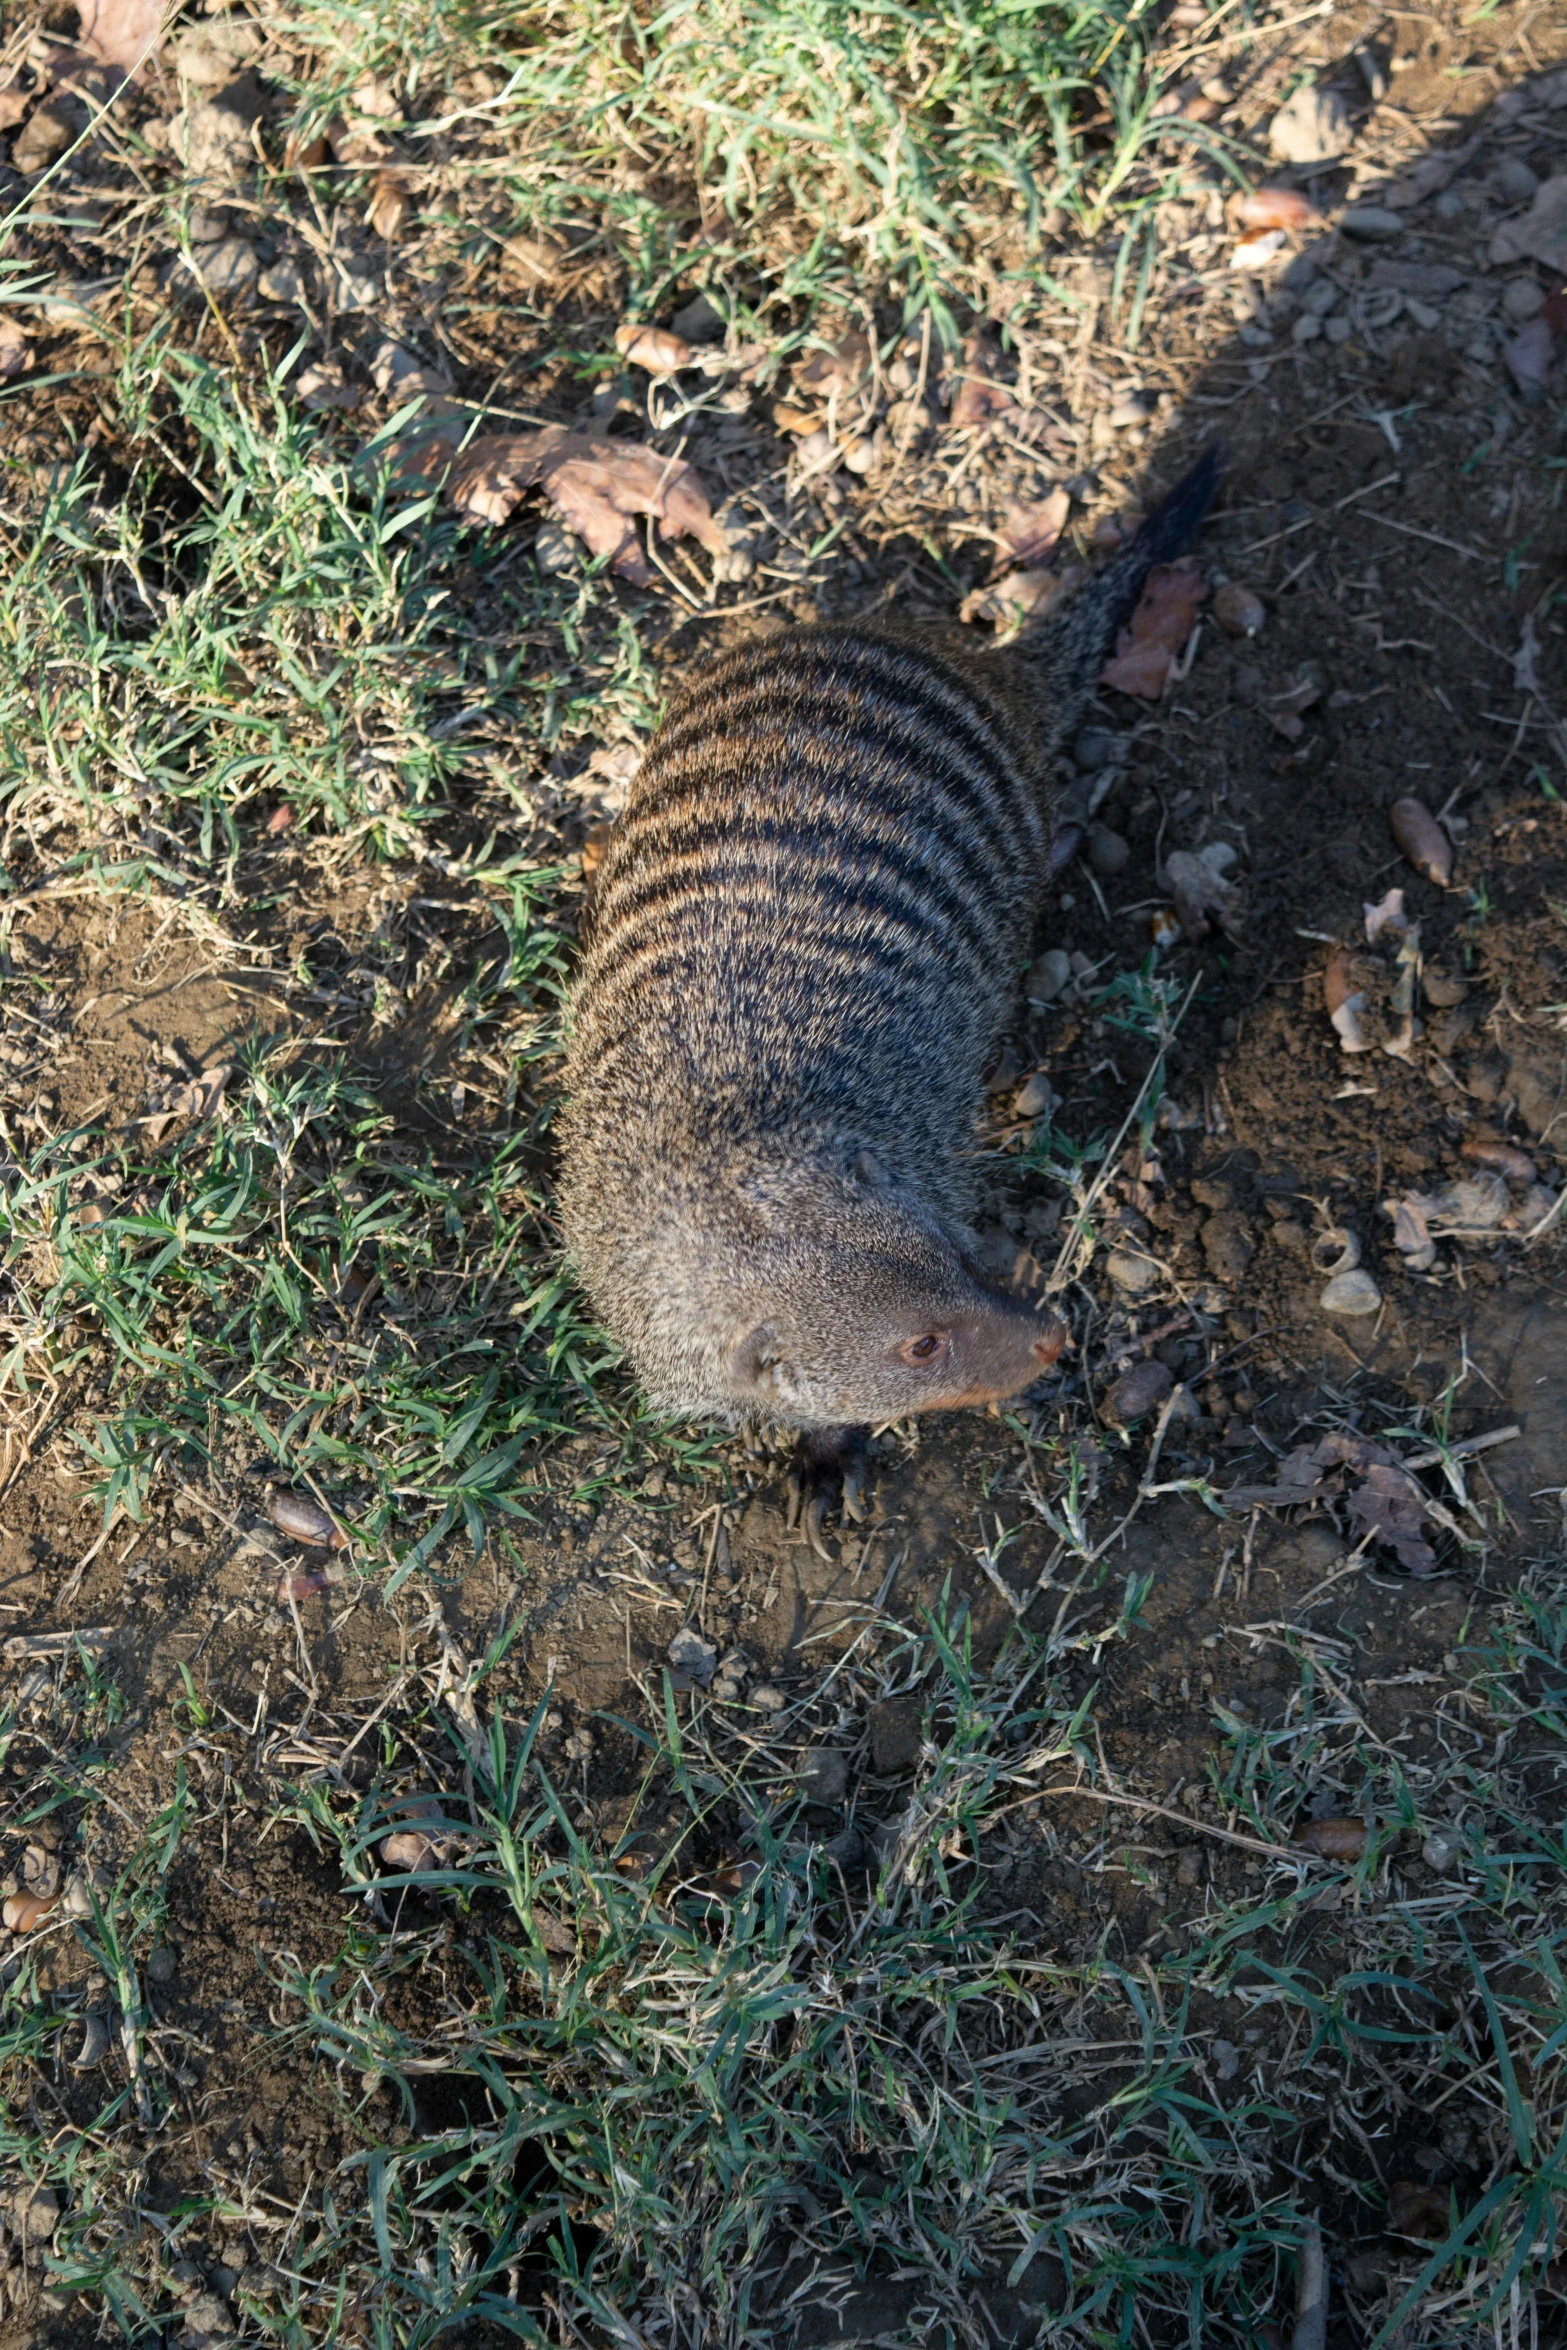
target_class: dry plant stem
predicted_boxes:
[1291,2221,1327,2350]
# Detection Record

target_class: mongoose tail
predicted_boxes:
[1015,442,1225,765]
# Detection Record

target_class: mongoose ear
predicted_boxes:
[851,1147,887,1190]
[728,1321,781,1392]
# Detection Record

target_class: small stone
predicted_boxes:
[1339,206,1403,241]
[258,251,309,300]
[1026,948,1073,1003]
[1073,727,1123,771]
[13,100,83,176]
[187,237,257,295]
[711,1678,741,1704]
[147,1943,177,1985]
[667,1625,717,1686]
[749,1684,786,1712]
[1106,1247,1160,1298]
[821,1827,866,1874]
[1014,1070,1056,1119]
[1268,85,1351,167]
[1325,316,1353,344]
[168,93,262,187]
[1494,158,1539,202]
[1087,826,1130,875]
[869,1696,922,1773]
[798,1747,849,1805]
[171,20,262,84]
[534,517,580,573]
[1190,1177,1235,1211]
[1211,2037,1242,2081]
[1102,1360,1174,1427]
[1201,1213,1255,1283]
[670,290,726,344]
[1292,313,1323,343]
[1501,276,1545,320]
[11,2186,60,2244]
[1423,970,1468,1010]
[1320,1267,1382,1316]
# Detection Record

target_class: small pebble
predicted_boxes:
[1267,85,1350,166]
[1073,727,1122,771]
[667,1625,717,1685]
[1102,1360,1174,1427]
[1295,1816,1369,1860]
[1422,969,1467,1009]
[1014,1071,1056,1119]
[1339,206,1403,240]
[749,1685,786,1712]
[1292,313,1323,344]
[1501,277,1545,321]
[1026,948,1073,1003]
[1494,157,1539,202]
[1106,1247,1161,1298]
[798,1747,849,1805]
[534,517,581,573]
[146,1944,177,1985]
[1319,1267,1382,1316]
[1087,826,1130,875]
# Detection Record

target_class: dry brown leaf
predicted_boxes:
[794,331,871,403]
[1346,1462,1437,1576]
[1226,1431,1438,1574]
[0,88,30,128]
[1488,172,1567,272]
[995,486,1069,571]
[959,567,1070,630]
[295,361,362,412]
[1163,848,1242,943]
[949,331,1015,430]
[447,426,728,584]
[614,323,695,375]
[1101,558,1204,698]
[76,0,162,78]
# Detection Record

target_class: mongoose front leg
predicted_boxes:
[785,1426,871,1561]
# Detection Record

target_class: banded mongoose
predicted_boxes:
[560,448,1220,1547]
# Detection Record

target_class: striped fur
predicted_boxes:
[559,450,1219,1439]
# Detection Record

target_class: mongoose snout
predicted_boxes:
[560,446,1220,1554]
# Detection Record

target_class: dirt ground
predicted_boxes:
[1,0,1566,2341]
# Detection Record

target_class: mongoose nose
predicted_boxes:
[1032,1320,1067,1366]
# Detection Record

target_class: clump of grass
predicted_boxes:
[279,0,1240,331]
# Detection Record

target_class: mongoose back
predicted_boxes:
[559,449,1220,1543]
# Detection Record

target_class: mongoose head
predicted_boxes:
[720,1167,1065,1429]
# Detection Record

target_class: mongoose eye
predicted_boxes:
[902,1333,945,1365]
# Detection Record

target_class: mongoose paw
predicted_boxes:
[784,1428,870,1561]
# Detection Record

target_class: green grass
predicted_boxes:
[10,1572,1567,2344]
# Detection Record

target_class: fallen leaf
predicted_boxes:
[1488,172,1567,272]
[76,0,162,78]
[1504,315,1553,399]
[141,1063,230,1144]
[351,75,401,119]
[265,804,295,833]
[1347,1462,1437,1575]
[1383,132,1482,211]
[959,567,1069,630]
[1101,558,1206,698]
[1514,613,1544,698]
[1388,1195,1435,1270]
[1266,665,1322,739]
[614,322,695,375]
[498,230,568,291]
[446,426,730,584]
[0,89,30,129]
[995,486,1070,570]
[949,330,1015,430]
[530,1909,577,1955]
[1163,847,1242,942]
[0,317,29,379]
[1227,1431,1440,1574]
